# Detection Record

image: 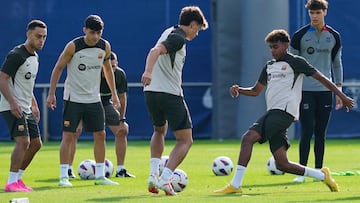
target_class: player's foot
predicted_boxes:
[4,182,28,192]
[147,174,159,194]
[68,169,76,178]
[214,184,242,194]
[17,179,33,191]
[115,169,136,178]
[94,177,119,185]
[321,167,339,192]
[293,175,305,183]
[59,177,72,187]
[156,178,177,196]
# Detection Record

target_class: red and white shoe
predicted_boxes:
[156,178,177,196]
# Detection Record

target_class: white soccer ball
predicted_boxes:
[171,169,189,192]
[104,159,114,178]
[159,155,169,175]
[266,156,285,175]
[78,159,96,180]
[212,156,234,176]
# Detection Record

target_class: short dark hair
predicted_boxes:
[265,29,290,43]
[27,20,46,31]
[179,6,208,30]
[110,52,117,61]
[84,15,104,31]
[305,0,328,10]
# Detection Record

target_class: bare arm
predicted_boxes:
[118,92,127,119]
[103,42,120,108]
[31,94,40,123]
[0,71,22,118]
[47,41,75,110]
[141,43,167,86]
[229,81,265,98]
[312,71,354,111]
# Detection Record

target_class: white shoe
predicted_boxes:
[59,177,72,187]
[147,174,159,194]
[156,178,177,196]
[293,176,305,183]
[94,177,119,185]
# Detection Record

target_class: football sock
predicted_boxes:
[8,171,18,184]
[160,167,173,182]
[150,158,161,177]
[60,164,69,178]
[304,167,324,181]
[95,163,105,179]
[117,165,124,172]
[231,165,246,188]
[18,169,25,180]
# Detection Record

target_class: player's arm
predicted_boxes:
[311,71,353,111]
[230,82,265,98]
[31,93,40,123]
[103,41,120,108]
[141,43,167,86]
[47,41,75,110]
[0,71,22,118]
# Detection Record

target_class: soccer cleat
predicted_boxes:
[292,175,306,183]
[4,182,28,192]
[17,179,33,191]
[94,177,119,185]
[59,177,72,187]
[321,167,339,192]
[115,169,136,178]
[214,184,242,194]
[147,175,159,194]
[156,178,177,196]
[68,169,76,178]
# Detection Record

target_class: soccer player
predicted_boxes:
[0,20,47,192]
[141,6,208,195]
[214,29,353,194]
[290,0,344,183]
[68,51,135,178]
[47,14,120,187]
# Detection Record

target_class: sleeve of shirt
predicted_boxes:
[1,52,24,77]
[115,68,128,94]
[331,33,343,85]
[292,56,317,76]
[290,32,301,55]
[161,30,185,53]
[258,65,268,85]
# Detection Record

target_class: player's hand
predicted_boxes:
[141,72,152,86]
[47,94,57,110]
[342,96,354,112]
[111,95,120,109]
[335,95,343,110]
[32,105,40,123]
[10,101,22,119]
[229,84,240,98]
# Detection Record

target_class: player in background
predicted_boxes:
[0,20,47,192]
[141,6,208,196]
[290,0,344,183]
[47,14,120,187]
[214,29,353,194]
[68,51,135,178]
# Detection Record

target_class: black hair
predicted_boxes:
[27,20,46,31]
[84,15,104,31]
[179,6,208,30]
[265,29,290,43]
[305,0,328,10]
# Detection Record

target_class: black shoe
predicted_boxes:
[115,169,136,178]
[68,169,76,178]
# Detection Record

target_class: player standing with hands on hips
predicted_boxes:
[214,29,353,194]
[47,15,120,187]
[141,6,208,196]
[0,20,47,192]
[290,0,344,183]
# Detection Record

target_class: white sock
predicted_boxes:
[304,167,324,180]
[160,167,173,182]
[60,164,69,178]
[117,165,124,172]
[18,169,25,180]
[69,165,73,170]
[231,165,246,189]
[95,163,105,179]
[150,158,160,177]
[8,171,18,184]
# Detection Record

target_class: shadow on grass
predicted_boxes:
[285,196,360,202]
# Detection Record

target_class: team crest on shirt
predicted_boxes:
[64,120,70,127]
[98,53,103,59]
[18,125,25,131]
[281,65,287,70]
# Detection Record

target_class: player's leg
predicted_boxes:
[313,91,332,169]
[68,122,82,178]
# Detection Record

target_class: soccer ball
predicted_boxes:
[266,156,285,175]
[78,159,96,180]
[104,159,114,178]
[159,155,169,175]
[212,156,234,176]
[171,169,189,192]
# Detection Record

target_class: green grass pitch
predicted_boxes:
[0,139,360,203]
